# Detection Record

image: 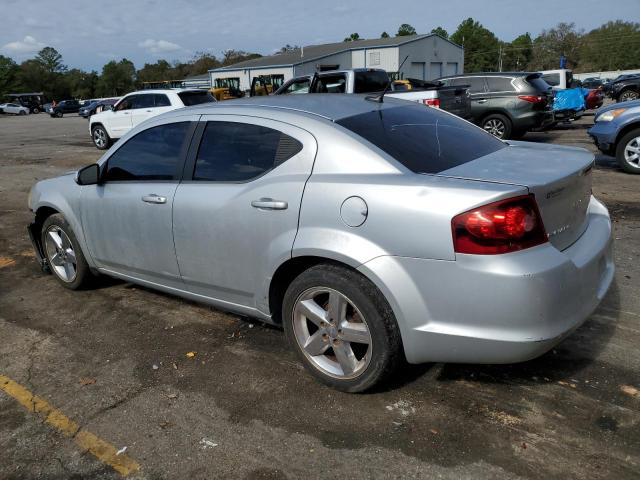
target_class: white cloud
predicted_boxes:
[138,39,182,54]
[1,35,46,54]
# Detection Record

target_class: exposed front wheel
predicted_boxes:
[19,110,27,116]
[481,114,512,139]
[616,128,640,174]
[41,214,93,289]
[283,264,402,392]
[619,90,639,102]
[92,125,111,150]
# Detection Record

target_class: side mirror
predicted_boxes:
[75,163,100,185]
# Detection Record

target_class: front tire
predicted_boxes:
[92,125,111,150]
[619,90,639,102]
[481,113,512,139]
[282,264,402,392]
[41,214,92,289]
[616,128,640,174]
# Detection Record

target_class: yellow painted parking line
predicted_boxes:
[0,374,140,476]
[0,256,16,268]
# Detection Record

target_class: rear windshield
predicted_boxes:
[354,71,389,93]
[178,91,215,106]
[336,105,507,174]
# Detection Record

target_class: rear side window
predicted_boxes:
[178,90,215,106]
[154,94,171,107]
[354,71,389,93]
[486,77,515,92]
[105,122,191,181]
[193,122,302,182]
[314,74,347,93]
[336,105,506,174]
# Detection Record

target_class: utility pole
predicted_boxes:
[498,45,503,72]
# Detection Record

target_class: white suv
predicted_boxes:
[89,89,215,149]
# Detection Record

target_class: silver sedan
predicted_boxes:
[27,95,614,392]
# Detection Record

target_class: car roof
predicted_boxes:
[124,88,205,95]
[167,94,413,121]
[438,72,538,79]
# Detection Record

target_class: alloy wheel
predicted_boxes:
[484,119,505,138]
[93,128,106,148]
[44,226,77,282]
[620,91,639,102]
[623,136,640,168]
[292,287,372,379]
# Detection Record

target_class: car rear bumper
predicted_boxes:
[513,110,555,131]
[358,196,614,364]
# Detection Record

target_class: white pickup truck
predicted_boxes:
[273,68,471,119]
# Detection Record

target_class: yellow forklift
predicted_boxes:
[209,78,244,101]
[249,74,285,97]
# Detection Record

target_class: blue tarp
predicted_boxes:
[553,88,589,112]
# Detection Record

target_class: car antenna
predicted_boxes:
[366,55,409,103]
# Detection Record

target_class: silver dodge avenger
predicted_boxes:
[27,95,614,392]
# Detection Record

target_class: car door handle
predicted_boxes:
[477,99,488,103]
[251,198,288,210]
[142,194,167,204]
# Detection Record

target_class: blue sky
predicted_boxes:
[1,0,638,70]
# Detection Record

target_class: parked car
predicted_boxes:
[585,89,604,110]
[89,89,215,149]
[27,95,613,392]
[436,72,555,139]
[581,77,604,89]
[275,69,471,120]
[588,101,640,173]
[48,100,81,117]
[0,103,30,115]
[79,98,118,119]
[606,75,640,102]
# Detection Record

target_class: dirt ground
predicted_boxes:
[0,110,638,480]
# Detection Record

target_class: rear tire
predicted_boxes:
[92,125,112,150]
[481,113,512,139]
[41,214,93,290]
[32,107,40,114]
[282,264,402,392]
[619,89,639,102]
[615,128,640,174]
[55,111,63,118]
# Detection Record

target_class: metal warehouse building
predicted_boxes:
[209,34,464,92]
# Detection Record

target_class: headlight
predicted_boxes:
[596,108,626,122]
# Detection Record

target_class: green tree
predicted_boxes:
[17,59,47,93]
[431,26,448,39]
[343,33,360,42]
[97,59,136,96]
[502,33,533,71]
[63,69,98,99]
[380,31,390,38]
[0,55,20,97]
[221,50,261,66]
[451,18,501,72]
[396,24,416,36]
[578,21,640,71]
[35,47,66,74]
[529,22,582,70]
[136,59,173,85]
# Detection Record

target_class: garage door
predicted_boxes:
[429,62,442,79]
[445,62,458,76]
[410,62,426,80]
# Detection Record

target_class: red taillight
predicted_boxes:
[518,95,544,103]
[423,98,441,108]
[452,195,547,255]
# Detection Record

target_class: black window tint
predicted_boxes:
[451,77,485,93]
[105,122,190,181]
[486,77,515,92]
[177,91,215,106]
[542,73,560,86]
[314,74,347,93]
[336,105,506,174]
[115,97,132,111]
[354,71,389,93]
[154,94,171,107]
[132,94,154,109]
[194,122,302,182]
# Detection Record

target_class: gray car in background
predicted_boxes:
[27,96,613,392]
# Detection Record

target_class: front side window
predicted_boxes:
[132,94,155,109]
[337,104,506,174]
[105,122,191,181]
[193,121,303,182]
[114,96,134,111]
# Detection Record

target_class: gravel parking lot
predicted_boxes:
[0,111,638,479]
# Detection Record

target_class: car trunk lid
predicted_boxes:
[439,141,594,251]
